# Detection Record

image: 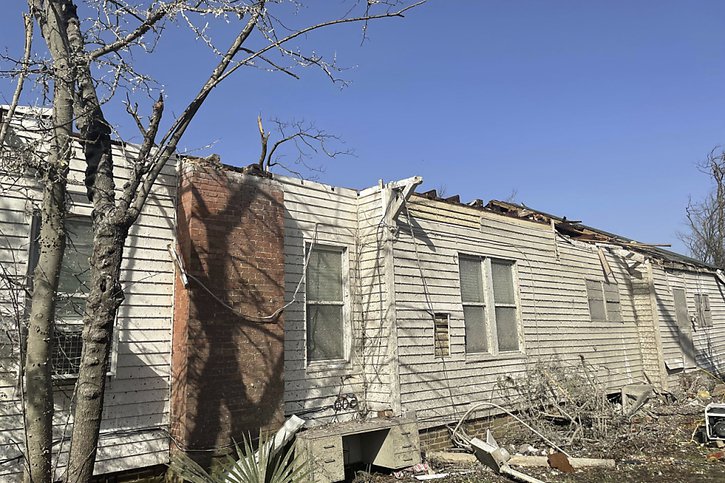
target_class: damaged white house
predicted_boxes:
[1,110,724,479]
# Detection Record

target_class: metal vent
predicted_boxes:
[434,313,450,358]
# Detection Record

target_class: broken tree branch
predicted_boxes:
[257,115,270,169]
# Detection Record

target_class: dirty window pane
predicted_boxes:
[307,247,343,302]
[55,296,86,322]
[459,256,484,303]
[464,306,487,353]
[306,305,344,361]
[586,280,606,321]
[606,301,621,322]
[604,282,621,322]
[495,307,519,352]
[491,261,515,305]
[58,218,93,296]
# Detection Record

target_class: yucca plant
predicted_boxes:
[170,431,310,483]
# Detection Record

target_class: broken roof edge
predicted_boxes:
[185,156,419,198]
[181,156,717,274]
[486,199,719,272]
[410,191,720,273]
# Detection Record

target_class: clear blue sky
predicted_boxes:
[2,1,724,253]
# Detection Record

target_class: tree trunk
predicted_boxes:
[23,2,75,478]
[66,62,124,481]
[23,177,67,483]
[66,216,127,482]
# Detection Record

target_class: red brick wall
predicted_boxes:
[419,417,513,453]
[171,161,286,461]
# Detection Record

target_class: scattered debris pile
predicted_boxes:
[352,367,725,482]
[493,358,630,449]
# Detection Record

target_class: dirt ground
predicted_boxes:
[351,373,725,483]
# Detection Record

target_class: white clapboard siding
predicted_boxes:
[276,174,396,419]
[0,118,176,480]
[652,265,725,386]
[393,195,647,426]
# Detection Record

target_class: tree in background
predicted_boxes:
[681,149,725,268]
[0,1,424,481]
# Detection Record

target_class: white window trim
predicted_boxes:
[458,253,525,360]
[303,241,352,370]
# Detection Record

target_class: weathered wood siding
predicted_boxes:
[393,195,647,426]
[356,186,396,412]
[278,176,394,421]
[0,120,176,479]
[652,265,725,385]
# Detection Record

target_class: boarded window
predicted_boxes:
[491,260,519,352]
[586,280,606,321]
[434,313,450,358]
[306,245,346,362]
[673,289,690,329]
[673,288,696,368]
[28,215,93,377]
[459,256,487,353]
[695,293,713,328]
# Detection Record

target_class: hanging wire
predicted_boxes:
[169,223,319,323]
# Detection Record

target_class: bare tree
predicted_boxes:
[1,1,424,481]
[681,149,725,269]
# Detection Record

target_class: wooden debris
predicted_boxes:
[508,455,616,469]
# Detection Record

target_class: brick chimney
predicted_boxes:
[170,160,286,463]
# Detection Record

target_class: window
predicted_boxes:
[305,245,347,363]
[491,260,519,351]
[695,293,713,328]
[585,280,621,322]
[459,255,487,353]
[27,215,93,377]
[458,255,521,355]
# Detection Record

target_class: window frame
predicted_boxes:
[585,279,622,323]
[458,253,524,358]
[303,242,351,367]
[25,212,117,379]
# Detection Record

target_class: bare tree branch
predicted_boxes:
[680,148,725,268]
[0,12,34,148]
[125,1,266,222]
[216,1,425,86]
[88,1,179,60]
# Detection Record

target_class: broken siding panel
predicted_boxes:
[0,138,176,479]
[394,197,645,426]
